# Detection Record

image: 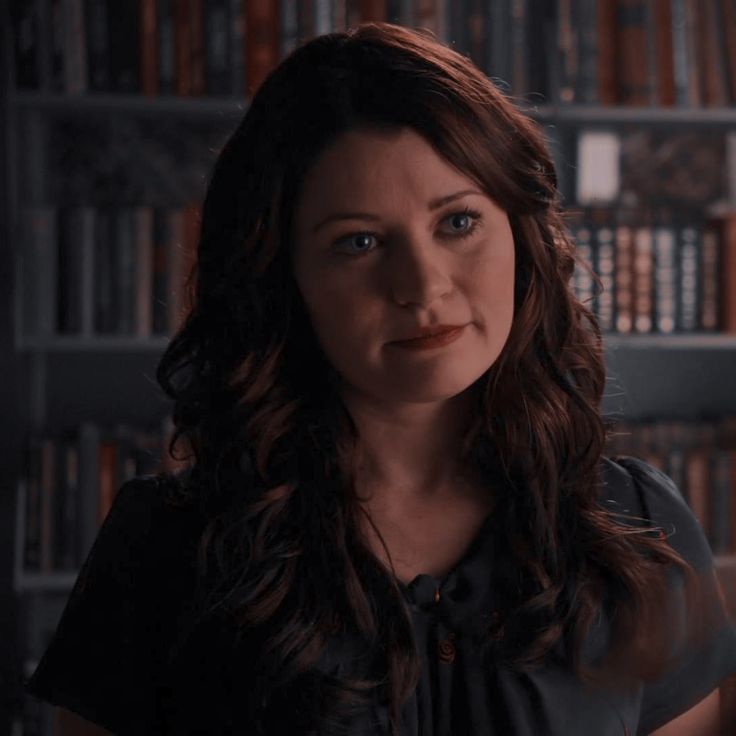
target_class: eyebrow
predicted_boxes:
[310,189,484,234]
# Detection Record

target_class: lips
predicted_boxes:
[389,324,466,350]
[393,324,466,342]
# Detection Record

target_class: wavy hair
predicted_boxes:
[156,22,700,735]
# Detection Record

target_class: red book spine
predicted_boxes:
[596,0,618,105]
[358,0,387,22]
[173,0,192,95]
[614,224,634,333]
[140,0,158,96]
[188,0,205,95]
[652,0,675,105]
[244,0,281,98]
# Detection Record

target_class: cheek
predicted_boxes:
[300,280,364,346]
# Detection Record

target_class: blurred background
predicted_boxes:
[3,0,736,733]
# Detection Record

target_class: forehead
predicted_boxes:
[295,127,477,209]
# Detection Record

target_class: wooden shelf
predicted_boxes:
[15,332,736,354]
[9,91,736,126]
[17,335,172,352]
[603,333,736,350]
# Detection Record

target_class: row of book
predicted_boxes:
[10,1,736,107]
[18,416,736,576]
[20,417,190,574]
[19,204,199,340]
[568,207,736,334]
[606,416,736,555]
[17,203,736,342]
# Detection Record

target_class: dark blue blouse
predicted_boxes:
[25,456,736,735]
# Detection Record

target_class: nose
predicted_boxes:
[388,237,454,308]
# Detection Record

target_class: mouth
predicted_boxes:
[388,325,466,350]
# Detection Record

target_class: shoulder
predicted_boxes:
[73,469,202,587]
[24,467,207,733]
[598,454,712,571]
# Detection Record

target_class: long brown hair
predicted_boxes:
[156,22,699,735]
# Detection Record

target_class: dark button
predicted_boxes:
[438,631,456,663]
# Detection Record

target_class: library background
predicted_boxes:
[3,0,736,734]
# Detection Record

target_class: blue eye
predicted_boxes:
[333,206,484,256]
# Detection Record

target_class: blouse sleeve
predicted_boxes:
[611,456,736,735]
[24,474,198,735]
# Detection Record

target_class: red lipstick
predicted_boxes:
[389,325,466,350]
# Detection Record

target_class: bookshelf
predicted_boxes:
[5,1,736,734]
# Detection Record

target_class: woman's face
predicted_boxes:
[291,127,515,406]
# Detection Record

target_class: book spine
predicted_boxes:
[84,0,110,92]
[677,224,699,332]
[97,435,118,525]
[700,223,719,332]
[157,0,176,95]
[280,0,300,60]
[140,0,159,96]
[244,0,281,97]
[359,0,389,23]
[711,448,733,555]
[652,0,675,105]
[670,0,692,106]
[486,0,512,94]
[595,223,616,332]
[721,0,736,104]
[59,437,79,569]
[39,437,56,573]
[572,222,596,312]
[652,222,677,334]
[204,0,231,96]
[49,0,65,92]
[93,208,116,334]
[22,206,57,339]
[509,0,527,98]
[173,0,192,95]
[574,0,597,103]
[555,0,575,103]
[189,0,206,95]
[702,0,730,106]
[39,207,58,338]
[115,208,136,335]
[134,206,154,338]
[107,0,141,92]
[297,0,314,44]
[78,421,100,559]
[230,0,246,97]
[686,445,710,541]
[313,0,334,38]
[166,208,187,334]
[56,207,83,335]
[614,224,634,333]
[63,0,87,94]
[23,438,42,571]
[597,0,618,105]
[37,0,53,91]
[632,224,654,332]
[152,208,170,335]
[79,207,96,338]
[10,0,41,89]
[720,213,736,333]
[465,0,487,73]
[682,0,702,105]
[617,0,651,105]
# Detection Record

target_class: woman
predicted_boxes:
[26,22,736,736]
